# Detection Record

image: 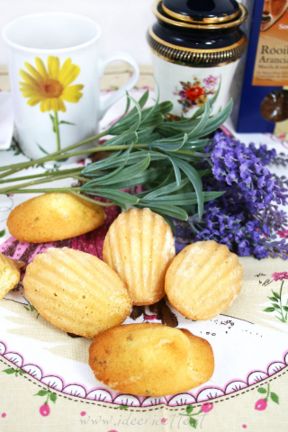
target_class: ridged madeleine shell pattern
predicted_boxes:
[89,323,214,396]
[165,241,243,320]
[23,247,132,338]
[0,253,20,299]
[103,208,175,305]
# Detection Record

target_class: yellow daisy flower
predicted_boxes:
[19,56,84,112]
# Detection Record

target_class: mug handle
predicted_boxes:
[99,52,140,119]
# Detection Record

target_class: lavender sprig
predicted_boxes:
[174,132,288,260]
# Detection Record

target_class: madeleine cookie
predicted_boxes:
[89,323,214,396]
[103,208,175,305]
[23,247,132,337]
[165,241,243,320]
[7,193,105,243]
[0,253,21,299]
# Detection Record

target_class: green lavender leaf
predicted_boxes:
[146,191,223,206]
[158,118,199,135]
[151,133,189,152]
[187,100,211,139]
[138,203,188,220]
[200,99,233,137]
[82,155,150,187]
[143,179,189,201]
[190,82,220,120]
[183,138,210,149]
[108,92,148,135]
[173,158,204,218]
[205,80,221,110]
[168,157,182,186]
[83,188,139,207]
[104,131,138,147]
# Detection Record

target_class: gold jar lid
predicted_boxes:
[153,0,248,30]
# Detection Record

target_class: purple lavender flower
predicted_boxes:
[248,143,277,165]
[174,132,288,260]
[189,203,269,259]
[208,132,286,212]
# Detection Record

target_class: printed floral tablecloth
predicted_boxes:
[0,71,288,432]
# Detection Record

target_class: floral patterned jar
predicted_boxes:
[147,0,248,116]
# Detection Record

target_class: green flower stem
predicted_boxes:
[0,143,203,185]
[70,192,113,207]
[53,111,61,152]
[0,129,108,176]
[0,143,148,183]
[0,172,82,194]
[0,167,82,184]
[3,187,81,194]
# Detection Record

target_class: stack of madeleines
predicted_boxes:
[1,193,243,396]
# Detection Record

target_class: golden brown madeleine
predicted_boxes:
[23,247,132,337]
[103,208,175,305]
[181,329,214,386]
[165,240,243,320]
[89,323,214,396]
[7,193,105,243]
[0,253,21,299]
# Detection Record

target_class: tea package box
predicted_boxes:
[237,0,288,135]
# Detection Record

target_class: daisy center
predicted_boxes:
[40,79,63,98]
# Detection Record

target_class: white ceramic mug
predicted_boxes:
[2,13,140,159]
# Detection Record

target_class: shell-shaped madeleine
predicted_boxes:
[103,208,175,305]
[89,323,214,396]
[7,192,105,243]
[23,247,132,338]
[0,253,21,300]
[165,240,243,320]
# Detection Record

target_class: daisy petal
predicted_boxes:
[19,70,38,86]
[53,99,59,112]
[35,57,48,78]
[27,97,41,106]
[24,62,44,80]
[58,98,66,112]
[59,60,81,86]
[62,84,84,103]
[63,65,80,86]
[40,99,51,112]
[48,56,60,80]
[59,58,72,82]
